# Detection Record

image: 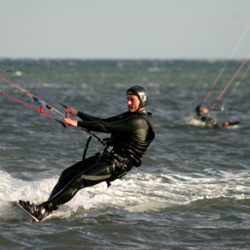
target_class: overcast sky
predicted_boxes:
[1,0,250,60]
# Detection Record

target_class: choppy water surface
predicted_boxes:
[0,59,250,249]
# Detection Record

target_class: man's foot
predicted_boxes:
[18,200,51,221]
[223,120,240,127]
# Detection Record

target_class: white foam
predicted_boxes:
[1,166,250,220]
[0,170,90,221]
[185,115,206,127]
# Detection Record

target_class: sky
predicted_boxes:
[1,0,250,60]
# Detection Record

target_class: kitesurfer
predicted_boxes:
[194,105,239,128]
[18,86,155,221]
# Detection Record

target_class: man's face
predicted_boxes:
[127,94,140,112]
[202,108,210,114]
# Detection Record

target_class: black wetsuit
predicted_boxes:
[194,105,220,128]
[42,109,155,211]
[194,113,218,128]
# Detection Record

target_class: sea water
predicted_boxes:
[0,59,249,249]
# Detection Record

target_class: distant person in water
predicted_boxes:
[194,105,239,128]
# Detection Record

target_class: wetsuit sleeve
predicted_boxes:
[77,115,148,134]
[77,111,122,122]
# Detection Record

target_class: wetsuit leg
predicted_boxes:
[42,160,112,210]
[48,155,99,200]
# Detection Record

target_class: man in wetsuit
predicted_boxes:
[18,86,155,221]
[194,105,239,128]
[194,105,218,128]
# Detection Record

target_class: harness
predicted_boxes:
[81,135,133,187]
